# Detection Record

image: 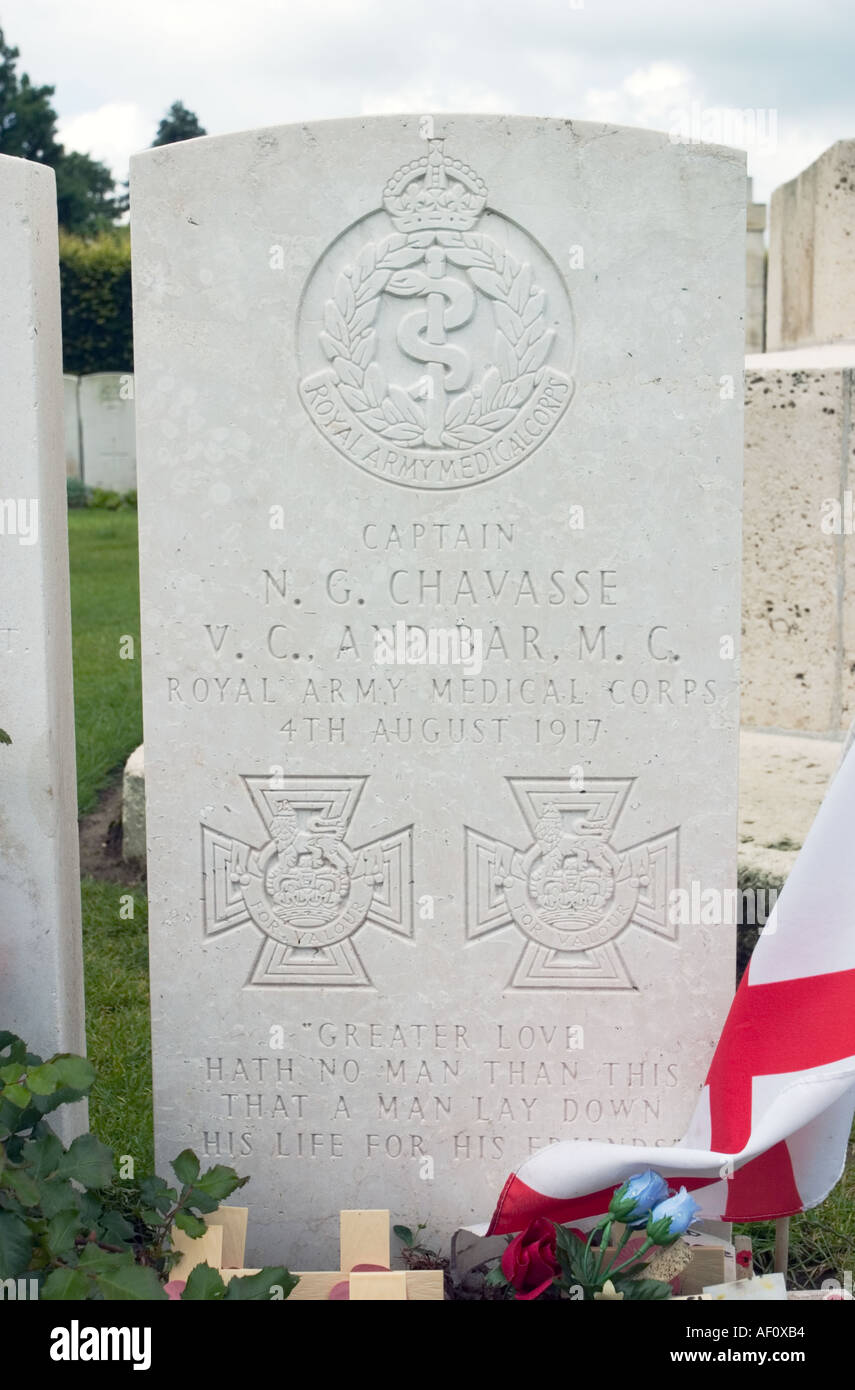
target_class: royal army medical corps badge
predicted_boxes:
[298,137,574,488]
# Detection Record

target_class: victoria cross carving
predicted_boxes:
[298,136,574,488]
[465,778,679,990]
[202,775,413,987]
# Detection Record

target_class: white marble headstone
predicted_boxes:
[77,372,136,492]
[131,116,745,1266]
[63,375,81,479]
[0,155,86,1133]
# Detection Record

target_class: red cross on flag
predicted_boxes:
[488,747,855,1236]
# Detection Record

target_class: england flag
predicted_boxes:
[488,745,855,1236]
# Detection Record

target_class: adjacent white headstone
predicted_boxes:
[766,140,855,352]
[78,372,136,492]
[122,742,146,862]
[745,178,766,355]
[131,116,745,1265]
[63,374,81,479]
[743,344,855,734]
[0,155,86,1126]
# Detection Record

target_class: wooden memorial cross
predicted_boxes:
[173,1208,444,1300]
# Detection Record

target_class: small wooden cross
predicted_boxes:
[174,1207,444,1300]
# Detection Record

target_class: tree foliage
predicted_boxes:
[0,26,120,233]
[59,228,133,374]
[152,99,206,146]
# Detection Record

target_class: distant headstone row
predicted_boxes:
[64,372,136,492]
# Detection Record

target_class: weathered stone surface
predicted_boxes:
[122,743,146,862]
[766,140,855,351]
[130,116,744,1265]
[738,728,842,879]
[742,348,855,733]
[0,155,86,1128]
[77,372,136,492]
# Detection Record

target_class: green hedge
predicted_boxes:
[60,228,133,375]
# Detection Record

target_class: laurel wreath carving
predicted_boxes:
[319,231,554,448]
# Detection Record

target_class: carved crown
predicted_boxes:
[382,140,487,233]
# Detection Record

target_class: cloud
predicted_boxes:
[58,102,152,179]
[2,0,853,202]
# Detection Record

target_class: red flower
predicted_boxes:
[501,1218,560,1300]
[736,1250,752,1269]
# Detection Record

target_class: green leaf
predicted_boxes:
[192,1165,246,1203]
[52,1055,96,1094]
[25,1062,60,1095]
[171,1149,200,1186]
[185,1188,219,1215]
[0,1035,30,1065]
[393,1224,414,1246]
[4,1084,31,1109]
[173,1209,207,1239]
[139,1176,174,1212]
[95,1260,167,1301]
[223,1267,297,1301]
[3,1167,41,1206]
[485,1266,509,1287]
[0,1064,24,1084]
[555,1223,592,1284]
[22,1131,62,1179]
[57,1133,114,1189]
[612,1275,673,1301]
[47,1208,81,1257]
[41,1267,91,1300]
[78,1190,104,1225]
[181,1261,226,1300]
[97,1209,135,1245]
[34,1177,79,1218]
[0,1211,33,1277]
[77,1245,124,1274]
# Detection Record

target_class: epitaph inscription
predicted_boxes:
[298,139,574,488]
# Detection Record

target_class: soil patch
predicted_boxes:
[78,774,146,886]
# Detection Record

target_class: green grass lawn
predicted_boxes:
[69,506,152,1169]
[68,508,142,815]
[81,878,153,1174]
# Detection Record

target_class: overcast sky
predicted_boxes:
[2,0,852,204]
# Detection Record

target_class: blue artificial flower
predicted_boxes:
[608,1169,671,1226]
[646,1188,701,1246]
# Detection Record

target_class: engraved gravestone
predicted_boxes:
[77,372,136,492]
[131,116,745,1266]
[0,155,86,1139]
